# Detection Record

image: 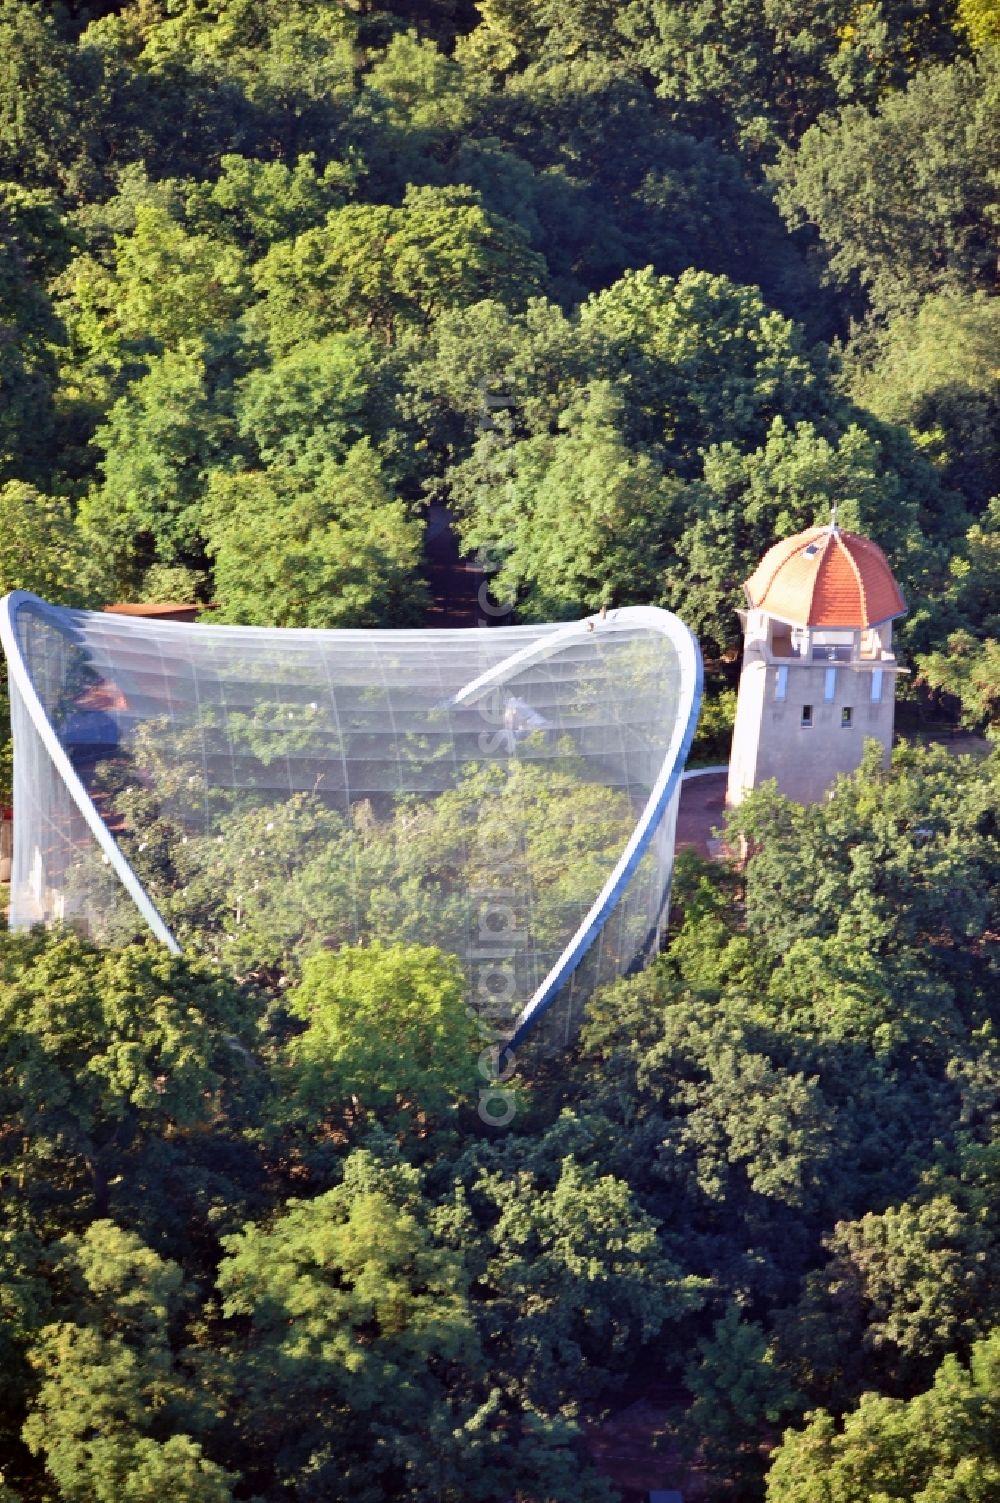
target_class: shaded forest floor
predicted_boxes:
[585,1396,712,1500]
[424,504,486,628]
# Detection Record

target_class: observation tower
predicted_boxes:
[1,595,701,1049]
[726,517,906,807]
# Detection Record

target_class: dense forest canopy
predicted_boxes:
[0,1,998,1499]
[0,0,996,731]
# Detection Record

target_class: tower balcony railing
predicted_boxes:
[764,629,895,665]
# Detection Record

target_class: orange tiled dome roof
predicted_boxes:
[744,525,906,629]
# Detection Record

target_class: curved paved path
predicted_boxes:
[677,769,729,859]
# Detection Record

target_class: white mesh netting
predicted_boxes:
[2,594,701,1046]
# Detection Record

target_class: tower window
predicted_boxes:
[871,668,883,703]
[775,666,788,700]
[842,706,853,727]
[824,667,837,701]
[801,704,813,727]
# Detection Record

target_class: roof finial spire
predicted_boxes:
[830,502,839,533]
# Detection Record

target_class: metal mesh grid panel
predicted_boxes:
[1,593,702,1044]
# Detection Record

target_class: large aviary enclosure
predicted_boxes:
[1,594,701,1047]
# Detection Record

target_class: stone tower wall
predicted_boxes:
[727,645,897,807]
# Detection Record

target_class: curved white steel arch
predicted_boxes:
[0,591,181,953]
[1,594,701,1047]
[447,608,702,1047]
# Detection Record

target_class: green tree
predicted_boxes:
[0,1225,50,1480]
[784,1167,1000,1400]
[285,942,479,1136]
[111,206,248,350]
[396,295,592,492]
[771,54,1000,314]
[473,1153,705,1411]
[46,1218,189,1346]
[24,1232,234,1503]
[458,0,627,76]
[82,342,232,586]
[957,0,1000,48]
[765,1330,1000,1502]
[402,269,837,510]
[139,563,205,605]
[234,331,393,482]
[26,1327,234,1503]
[0,184,70,487]
[916,497,1000,732]
[214,1146,610,1500]
[947,498,1000,635]
[430,269,859,633]
[60,206,247,383]
[138,0,359,162]
[360,30,474,197]
[569,745,1000,1319]
[578,267,834,469]
[846,293,1000,511]
[367,28,472,126]
[73,10,250,194]
[0,481,99,604]
[658,1041,834,1210]
[683,1304,802,1479]
[730,742,1000,966]
[622,0,960,150]
[203,443,426,627]
[182,151,357,259]
[453,381,680,618]
[249,185,546,351]
[0,932,254,1223]
[22,1222,236,1503]
[920,633,1000,737]
[0,2,87,192]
